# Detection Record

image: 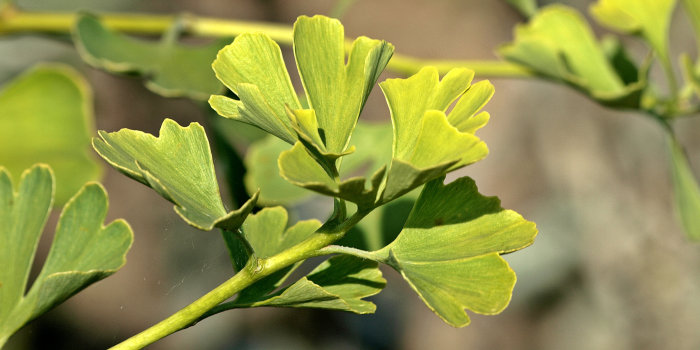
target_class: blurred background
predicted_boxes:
[3,0,700,349]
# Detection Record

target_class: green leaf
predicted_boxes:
[73,14,227,100]
[279,142,386,209]
[92,118,257,231]
[668,138,700,241]
[252,122,393,206]
[245,135,313,205]
[378,67,490,203]
[210,15,393,158]
[506,0,538,18]
[236,255,385,314]
[683,0,700,53]
[339,191,417,251]
[681,54,700,98]
[499,5,645,108]
[293,15,394,154]
[0,165,133,346]
[590,0,676,63]
[234,206,322,303]
[0,64,101,205]
[374,177,537,327]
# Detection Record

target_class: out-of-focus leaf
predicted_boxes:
[0,165,132,347]
[506,0,538,18]
[683,0,700,52]
[499,5,645,108]
[373,177,537,327]
[233,255,385,314]
[73,14,226,100]
[93,118,257,231]
[234,207,322,303]
[0,64,101,205]
[669,138,700,241]
[590,0,676,63]
[251,122,393,206]
[680,54,700,98]
[378,67,489,203]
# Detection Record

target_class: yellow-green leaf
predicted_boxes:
[211,15,393,159]
[374,177,537,327]
[0,64,101,205]
[0,165,132,347]
[93,118,257,231]
[234,255,385,314]
[500,5,645,108]
[590,0,676,63]
[378,67,490,203]
[669,138,700,241]
[74,14,227,100]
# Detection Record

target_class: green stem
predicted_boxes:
[315,244,386,262]
[0,5,532,78]
[111,210,369,349]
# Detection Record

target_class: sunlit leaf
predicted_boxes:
[499,5,645,108]
[0,165,132,346]
[373,177,537,327]
[234,207,322,303]
[681,54,700,98]
[210,15,393,161]
[293,15,393,154]
[669,138,700,241]
[590,0,676,63]
[378,67,489,203]
[233,255,385,314]
[74,14,227,100]
[506,0,538,18]
[253,122,393,206]
[0,64,101,205]
[93,118,257,231]
[683,0,700,52]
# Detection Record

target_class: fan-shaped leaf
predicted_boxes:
[374,177,537,327]
[234,207,322,303]
[378,67,490,203]
[93,118,257,231]
[210,15,393,163]
[0,165,132,346]
[0,64,101,205]
[74,14,227,100]
[499,5,645,108]
[232,255,385,314]
[590,0,676,63]
[669,138,700,241]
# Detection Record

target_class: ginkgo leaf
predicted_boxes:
[92,118,257,231]
[234,206,322,303]
[293,15,394,154]
[0,165,132,347]
[499,5,646,108]
[0,64,101,205]
[506,0,538,18]
[74,14,227,100]
[590,0,676,63]
[210,15,393,160]
[372,177,537,327]
[668,138,700,241]
[378,67,490,203]
[225,255,385,314]
[683,0,700,51]
[256,122,393,207]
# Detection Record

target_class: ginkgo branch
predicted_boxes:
[0,4,532,78]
